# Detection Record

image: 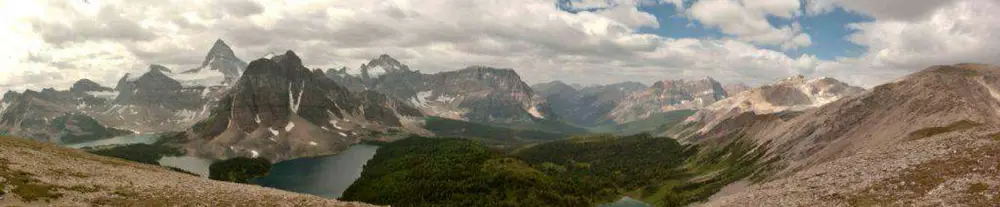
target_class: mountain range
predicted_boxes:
[5,38,999,206]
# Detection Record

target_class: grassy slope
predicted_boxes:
[0,135,370,206]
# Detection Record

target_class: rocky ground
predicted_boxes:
[701,127,1000,206]
[0,136,375,206]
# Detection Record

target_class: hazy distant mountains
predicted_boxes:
[532,81,647,126]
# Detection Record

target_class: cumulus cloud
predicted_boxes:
[686,0,813,50]
[2,0,998,93]
[805,0,961,20]
[801,0,1000,87]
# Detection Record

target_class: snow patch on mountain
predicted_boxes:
[86,91,118,100]
[1,102,10,115]
[367,65,387,77]
[175,59,227,87]
[268,127,279,136]
[527,106,545,119]
[289,82,305,113]
[409,90,433,106]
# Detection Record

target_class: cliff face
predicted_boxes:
[184,51,423,162]
[609,78,728,123]
[327,55,554,124]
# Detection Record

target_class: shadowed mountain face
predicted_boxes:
[326,55,554,124]
[182,51,424,162]
[532,81,647,126]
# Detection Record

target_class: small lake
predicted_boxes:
[254,144,380,198]
[600,197,652,207]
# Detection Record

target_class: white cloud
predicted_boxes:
[801,0,1000,88]
[686,0,812,50]
[3,0,998,93]
[805,0,961,20]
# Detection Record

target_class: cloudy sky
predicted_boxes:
[1,0,999,92]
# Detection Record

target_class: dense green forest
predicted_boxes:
[343,135,773,207]
[341,137,592,206]
[209,157,271,184]
[86,144,184,165]
[423,117,572,149]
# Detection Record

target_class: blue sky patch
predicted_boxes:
[557,0,874,60]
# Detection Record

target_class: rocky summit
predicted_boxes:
[672,75,865,139]
[609,77,729,123]
[327,55,553,124]
[180,51,424,162]
[183,39,248,84]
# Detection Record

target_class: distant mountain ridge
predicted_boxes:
[533,81,647,126]
[673,75,866,138]
[609,77,729,123]
[325,55,557,125]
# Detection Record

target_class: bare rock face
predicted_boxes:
[723,83,751,95]
[326,55,553,124]
[675,75,865,138]
[699,64,1000,205]
[184,51,423,162]
[610,78,728,123]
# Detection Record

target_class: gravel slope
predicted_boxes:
[0,135,376,206]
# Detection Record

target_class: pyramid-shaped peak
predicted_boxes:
[148,64,172,73]
[213,39,227,46]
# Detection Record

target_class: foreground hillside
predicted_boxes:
[699,64,1000,205]
[0,136,372,206]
